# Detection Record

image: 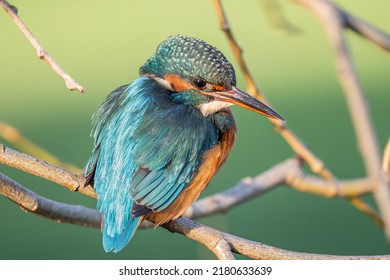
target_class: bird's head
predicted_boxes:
[140,35,284,120]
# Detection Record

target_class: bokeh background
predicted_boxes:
[1,0,389,259]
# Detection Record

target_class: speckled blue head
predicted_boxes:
[140,35,236,88]
[139,35,284,120]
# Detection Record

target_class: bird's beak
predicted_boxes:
[215,86,285,121]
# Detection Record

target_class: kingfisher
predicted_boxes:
[84,35,284,253]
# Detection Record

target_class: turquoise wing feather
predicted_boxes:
[129,96,219,212]
[85,77,219,252]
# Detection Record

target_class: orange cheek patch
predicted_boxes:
[212,84,226,91]
[164,74,193,92]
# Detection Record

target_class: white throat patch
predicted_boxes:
[196,100,233,116]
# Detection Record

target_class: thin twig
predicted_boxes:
[0,122,81,173]
[348,197,384,227]
[383,138,390,175]
[212,0,333,180]
[0,0,85,93]
[294,0,390,240]
[338,8,390,52]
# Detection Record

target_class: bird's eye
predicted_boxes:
[193,78,207,89]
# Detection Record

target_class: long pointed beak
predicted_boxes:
[215,86,285,121]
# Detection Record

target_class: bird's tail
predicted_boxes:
[102,216,141,253]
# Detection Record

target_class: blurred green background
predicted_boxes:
[1,0,389,259]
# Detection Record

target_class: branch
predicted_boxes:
[286,169,383,226]
[348,196,384,227]
[2,144,382,226]
[0,144,95,198]
[383,138,390,175]
[0,172,100,227]
[339,8,390,52]
[286,161,383,225]
[184,157,300,219]
[0,121,81,173]
[294,0,390,240]
[2,170,389,260]
[0,143,299,225]
[212,0,333,180]
[187,157,382,226]
[0,0,85,93]
[285,170,373,197]
[213,0,383,226]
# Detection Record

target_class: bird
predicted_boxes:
[84,35,284,253]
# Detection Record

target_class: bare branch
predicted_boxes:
[185,158,300,219]
[0,139,370,217]
[338,8,390,52]
[2,148,390,259]
[285,170,373,197]
[349,197,384,227]
[163,218,237,259]
[294,0,390,239]
[383,138,390,175]
[0,122,81,173]
[0,0,85,93]
[286,165,383,225]
[188,157,382,226]
[0,144,95,198]
[166,217,390,260]
[212,0,333,180]
[2,145,297,225]
[0,172,100,227]
[1,141,381,228]
[212,237,236,260]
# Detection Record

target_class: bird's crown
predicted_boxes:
[140,35,236,88]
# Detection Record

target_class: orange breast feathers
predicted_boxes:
[145,123,237,226]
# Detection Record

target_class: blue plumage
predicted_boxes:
[85,35,283,253]
[85,77,221,252]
